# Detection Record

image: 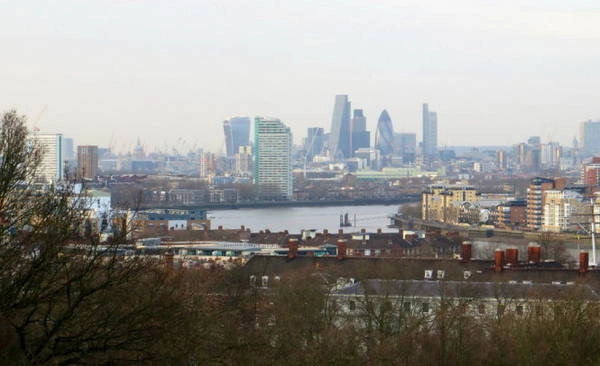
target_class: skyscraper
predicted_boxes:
[304,127,325,161]
[254,117,292,200]
[351,109,370,155]
[422,103,438,161]
[35,133,63,183]
[223,117,251,157]
[328,95,351,159]
[374,110,394,156]
[580,120,600,156]
[77,145,98,180]
[395,132,417,163]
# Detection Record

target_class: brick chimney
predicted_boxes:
[580,251,589,273]
[336,239,347,260]
[338,229,343,236]
[495,249,505,272]
[527,244,541,264]
[505,248,518,266]
[287,238,298,260]
[461,241,472,262]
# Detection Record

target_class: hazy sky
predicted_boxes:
[2,0,600,154]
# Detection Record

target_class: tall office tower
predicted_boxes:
[496,150,507,170]
[580,120,600,156]
[526,177,565,230]
[540,142,561,170]
[35,133,64,183]
[199,150,216,178]
[350,109,370,155]
[254,117,292,200]
[77,145,98,180]
[235,145,253,176]
[62,138,74,161]
[374,110,394,156]
[328,95,351,159]
[304,127,325,161]
[395,132,417,163]
[223,117,251,157]
[422,103,438,161]
[528,136,541,147]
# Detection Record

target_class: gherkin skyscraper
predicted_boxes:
[375,110,394,156]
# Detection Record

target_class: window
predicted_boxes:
[478,303,486,315]
[349,300,356,311]
[422,302,430,313]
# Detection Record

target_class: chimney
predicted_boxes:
[336,239,347,260]
[284,230,288,235]
[323,229,328,239]
[287,238,298,260]
[461,241,472,262]
[377,228,382,234]
[580,251,589,273]
[338,229,343,236]
[218,225,223,231]
[361,228,366,233]
[495,249,505,272]
[527,244,541,264]
[265,229,271,234]
[203,226,209,240]
[164,249,174,271]
[241,225,245,231]
[505,248,518,266]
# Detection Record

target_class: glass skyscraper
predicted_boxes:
[375,110,394,156]
[223,117,251,157]
[328,95,351,159]
[422,103,438,161]
[580,120,600,156]
[254,117,293,200]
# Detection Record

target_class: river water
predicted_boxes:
[208,204,403,234]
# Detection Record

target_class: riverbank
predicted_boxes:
[142,196,420,211]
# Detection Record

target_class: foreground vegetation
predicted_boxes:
[1,110,600,365]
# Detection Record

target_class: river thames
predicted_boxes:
[208,204,404,234]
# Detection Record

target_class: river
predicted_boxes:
[208,204,404,234]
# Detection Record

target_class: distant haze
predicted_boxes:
[2,0,600,153]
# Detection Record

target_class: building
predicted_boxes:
[542,189,587,232]
[34,133,64,183]
[393,133,417,164]
[526,177,566,230]
[304,127,325,161]
[199,151,216,178]
[540,142,561,170]
[235,145,253,176]
[580,120,600,156]
[223,117,251,157]
[254,117,293,200]
[328,95,352,159]
[374,110,394,157]
[350,109,370,156]
[422,184,478,224]
[62,137,74,161]
[77,145,98,180]
[584,157,600,187]
[422,103,438,162]
[496,200,527,228]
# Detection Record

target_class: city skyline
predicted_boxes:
[2,1,600,152]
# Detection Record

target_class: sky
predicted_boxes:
[1,0,600,154]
